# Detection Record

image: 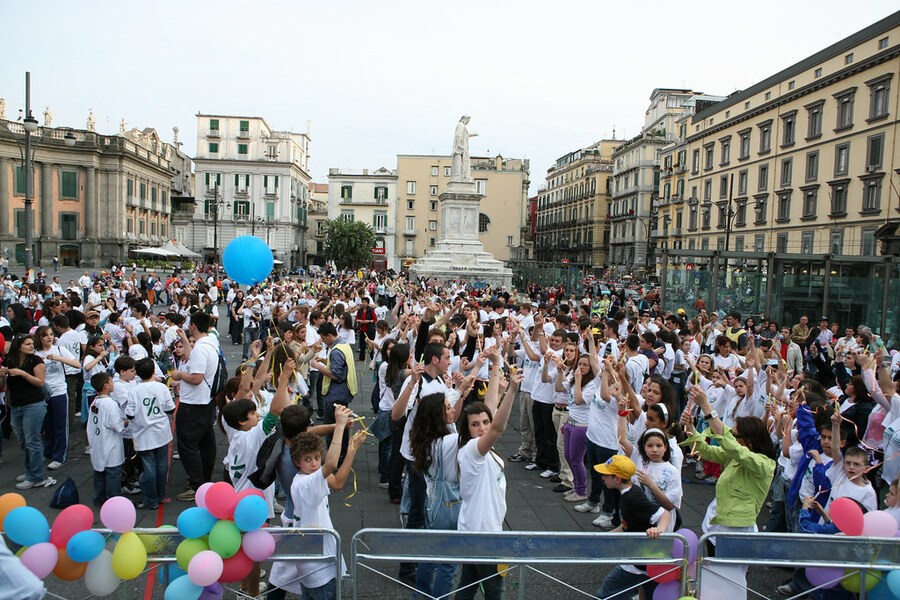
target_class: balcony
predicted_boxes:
[237,129,250,139]
[207,129,220,138]
[404,229,417,236]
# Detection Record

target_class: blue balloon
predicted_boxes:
[67,530,105,563]
[164,575,202,600]
[4,506,50,547]
[233,496,268,532]
[869,577,894,600]
[222,236,273,286]
[166,563,187,581]
[177,507,218,539]
[887,570,900,598]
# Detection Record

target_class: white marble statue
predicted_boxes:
[87,110,96,132]
[451,115,478,182]
[43,106,52,127]
[120,118,126,134]
[0,98,6,120]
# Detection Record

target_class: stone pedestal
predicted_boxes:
[409,183,513,288]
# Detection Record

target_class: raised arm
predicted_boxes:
[476,369,522,456]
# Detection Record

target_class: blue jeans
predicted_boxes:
[596,566,657,600]
[416,562,457,599]
[11,402,47,483]
[138,445,169,508]
[43,393,69,463]
[455,563,504,600]
[242,326,259,359]
[586,440,620,516]
[398,461,427,580]
[93,464,122,505]
[300,577,336,600]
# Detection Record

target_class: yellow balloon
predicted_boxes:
[111,531,147,580]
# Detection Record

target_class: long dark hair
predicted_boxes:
[457,401,492,450]
[7,302,33,333]
[645,374,677,425]
[385,343,410,387]
[735,416,777,460]
[409,393,452,475]
[8,334,35,368]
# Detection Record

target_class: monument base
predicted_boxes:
[409,239,513,289]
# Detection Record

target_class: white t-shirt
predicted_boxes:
[125,380,175,451]
[179,335,220,405]
[88,395,125,470]
[225,416,276,518]
[399,374,453,461]
[35,345,74,397]
[57,330,84,376]
[532,350,562,404]
[825,460,877,512]
[457,439,506,532]
[630,449,682,532]
[587,385,619,450]
[289,470,346,588]
[713,353,743,372]
[565,374,598,424]
[625,354,649,394]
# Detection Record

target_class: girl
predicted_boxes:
[558,353,598,503]
[383,343,411,503]
[338,312,356,347]
[34,326,81,470]
[82,335,110,415]
[551,341,580,493]
[229,290,246,346]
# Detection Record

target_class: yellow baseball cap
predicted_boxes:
[594,455,636,479]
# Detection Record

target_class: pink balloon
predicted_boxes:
[188,550,224,587]
[195,483,215,510]
[50,504,95,549]
[862,510,899,538]
[241,529,275,561]
[235,488,265,502]
[830,498,864,536]
[100,497,137,534]
[205,483,237,520]
[20,542,59,579]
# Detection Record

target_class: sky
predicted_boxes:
[1,1,896,196]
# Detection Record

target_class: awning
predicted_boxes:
[161,240,202,258]
[273,259,283,265]
[131,247,179,257]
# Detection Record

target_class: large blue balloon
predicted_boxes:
[222,236,273,286]
[177,507,218,539]
[4,506,50,546]
[164,575,202,600]
[67,530,105,563]
[233,496,267,532]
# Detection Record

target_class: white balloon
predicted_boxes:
[85,549,122,597]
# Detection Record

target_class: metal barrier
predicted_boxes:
[350,528,690,600]
[697,531,900,600]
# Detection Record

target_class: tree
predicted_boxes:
[322,218,376,272]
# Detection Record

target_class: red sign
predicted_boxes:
[371,247,386,255]
[685,263,694,271]
[561,259,570,264]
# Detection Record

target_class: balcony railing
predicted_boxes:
[237,129,250,139]
[207,129,220,138]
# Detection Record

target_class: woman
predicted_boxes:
[454,353,521,600]
[680,385,776,599]
[34,326,81,470]
[6,303,34,335]
[550,341,579,494]
[1,335,52,489]
[229,290,246,346]
[557,353,598,503]
[383,343,411,503]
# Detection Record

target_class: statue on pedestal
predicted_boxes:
[87,110,96,132]
[43,106,52,127]
[450,115,477,182]
[120,118,127,134]
[0,98,5,120]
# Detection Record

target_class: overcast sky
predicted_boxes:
[1,1,896,195]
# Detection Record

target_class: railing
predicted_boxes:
[237,129,250,138]
[207,129,220,138]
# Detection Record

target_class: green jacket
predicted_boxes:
[680,425,775,527]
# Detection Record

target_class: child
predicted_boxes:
[885,479,900,527]
[87,373,125,506]
[110,356,140,494]
[826,410,877,512]
[287,405,365,599]
[594,455,670,599]
[125,358,175,510]
[618,416,682,532]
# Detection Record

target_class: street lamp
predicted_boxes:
[209,182,224,276]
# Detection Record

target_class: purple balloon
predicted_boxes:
[652,580,681,600]
[805,567,844,589]
[673,528,700,565]
[199,582,223,600]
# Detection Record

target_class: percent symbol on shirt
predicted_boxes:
[143,397,161,416]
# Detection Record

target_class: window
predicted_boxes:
[862,178,882,212]
[717,203,726,229]
[127,178,133,198]
[868,75,891,120]
[373,212,388,231]
[263,175,278,195]
[755,234,765,253]
[405,216,415,232]
[801,231,814,255]
[835,143,850,176]
[126,217,133,234]
[765,91,772,101]
[475,179,487,195]
[151,187,157,210]
[719,175,728,199]
[738,129,751,159]
[701,206,711,230]
[239,120,249,133]
[758,164,769,191]
[60,171,78,199]
[754,195,768,224]
[688,204,697,231]
[204,199,217,215]
[691,149,700,174]
[738,170,748,195]
[777,192,791,222]
[703,179,712,201]
[507,235,514,246]
[233,200,250,220]
[835,89,855,130]
[663,183,671,199]
[238,144,248,155]
[861,227,876,256]
[407,200,414,210]
[430,185,438,196]
[805,151,819,181]
[734,236,744,253]
[140,182,147,200]
[431,166,439,176]
[374,186,388,201]
[815,68,823,78]
[736,199,747,226]
[478,213,490,233]
[209,142,219,153]
[59,213,77,240]
[806,101,823,139]
[845,53,854,65]
[429,237,435,247]
[676,179,685,198]
[829,181,848,216]
[430,201,437,211]
[781,111,797,146]
[235,173,250,193]
[139,218,145,235]
[830,230,843,255]
[780,158,792,187]
[758,121,772,153]
[703,144,714,170]
[701,237,709,251]
[340,185,352,200]
[776,233,788,253]
[428,220,437,231]
[866,134,884,169]
[266,201,275,220]
[879,37,889,50]
[801,186,817,219]
[788,80,796,91]
[209,119,219,131]
[406,181,416,194]
[340,210,354,222]
[720,138,730,165]
[444,167,451,177]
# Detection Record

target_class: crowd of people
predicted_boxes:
[0,264,899,599]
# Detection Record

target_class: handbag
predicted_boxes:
[425,442,461,530]
[370,409,392,442]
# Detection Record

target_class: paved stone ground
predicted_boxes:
[0,266,791,598]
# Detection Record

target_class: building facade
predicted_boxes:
[0,119,182,267]
[327,167,398,271]
[395,154,530,267]
[307,182,328,267]
[535,140,616,269]
[175,115,312,268]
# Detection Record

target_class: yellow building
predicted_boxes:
[307,182,328,265]
[535,140,617,268]
[395,154,530,265]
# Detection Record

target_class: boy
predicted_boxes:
[110,356,140,494]
[594,455,670,600]
[885,479,900,527]
[87,373,125,506]
[288,405,365,599]
[826,410,877,512]
[125,358,175,510]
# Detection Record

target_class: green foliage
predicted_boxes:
[322,218,375,271]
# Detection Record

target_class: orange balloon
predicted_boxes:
[0,493,27,530]
[53,548,88,581]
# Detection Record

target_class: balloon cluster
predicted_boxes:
[167,482,275,600]
[0,493,143,596]
[804,498,900,597]
[647,528,699,600]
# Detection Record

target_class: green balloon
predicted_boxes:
[176,537,209,571]
[208,519,242,559]
[840,569,882,593]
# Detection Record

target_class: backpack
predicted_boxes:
[209,352,228,400]
[50,477,79,509]
[248,423,285,489]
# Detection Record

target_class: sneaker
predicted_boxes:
[564,492,588,503]
[47,461,64,470]
[176,489,196,502]
[74,411,82,418]
[592,513,615,529]
[574,501,600,513]
[16,474,26,482]
[123,485,142,495]
[539,470,558,479]
[508,453,527,462]
[378,482,390,489]
[259,569,267,579]
[549,475,562,483]
[137,503,159,510]
[694,461,704,474]
[552,483,572,493]
[273,501,284,514]
[524,462,539,471]
[84,447,92,455]
[16,477,56,490]
[172,452,180,460]
[776,584,796,596]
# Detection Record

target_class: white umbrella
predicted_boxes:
[132,247,178,257]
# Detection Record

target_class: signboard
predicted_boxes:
[561,259,569,264]
[685,263,694,271]
[371,247,386,255]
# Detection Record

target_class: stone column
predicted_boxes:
[40,163,53,238]
[0,157,9,237]
[85,166,96,238]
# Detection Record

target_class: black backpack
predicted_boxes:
[248,423,285,489]
[50,477,79,509]
[209,352,228,400]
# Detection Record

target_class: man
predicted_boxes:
[310,322,357,460]
[530,328,565,479]
[791,315,810,347]
[306,310,326,419]
[169,311,220,501]
[817,317,833,346]
[355,297,377,361]
[723,311,749,356]
[779,326,804,374]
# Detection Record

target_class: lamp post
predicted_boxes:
[209,182,223,275]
